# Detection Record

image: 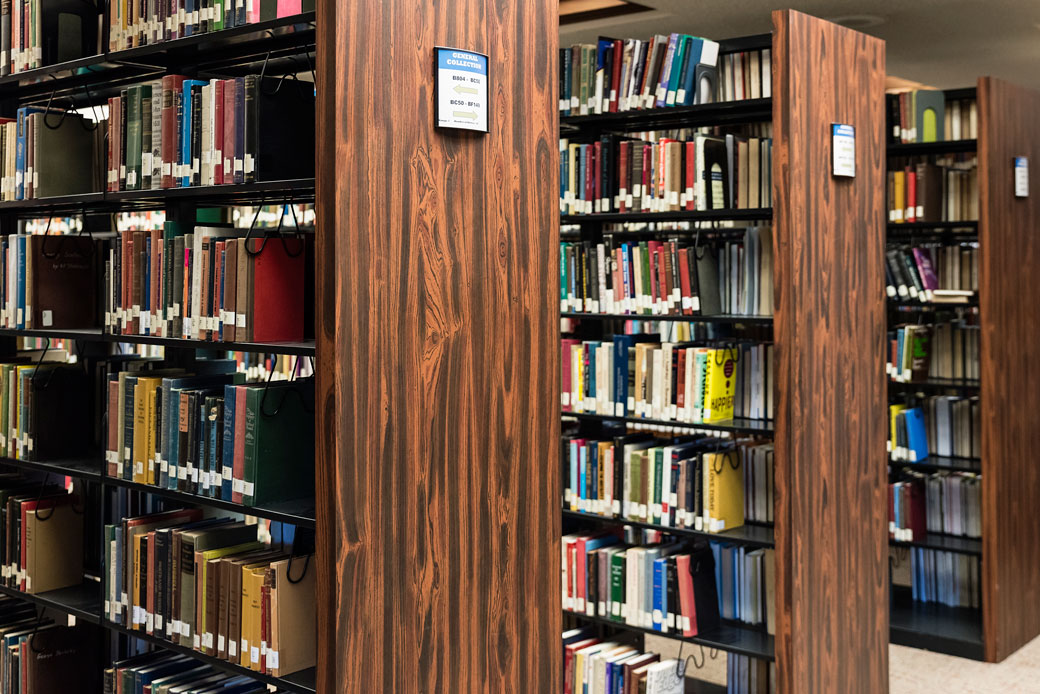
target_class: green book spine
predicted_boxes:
[667,36,688,104]
[214,0,224,30]
[610,551,626,622]
[653,448,664,524]
[126,86,141,191]
[639,241,652,315]
[242,386,259,506]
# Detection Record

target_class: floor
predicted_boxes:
[890,636,1040,693]
[644,633,1040,692]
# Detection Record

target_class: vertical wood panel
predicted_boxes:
[978,76,1040,663]
[315,0,560,691]
[771,10,888,693]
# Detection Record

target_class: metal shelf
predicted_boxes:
[561,312,773,325]
[561,208,772,225]
[888,455,980,474]
[889,533,982,556]
[563,411,774,436]
[886,221,978,233]
[563,610,775,662]
[0,13,316,102]
[0,582,102,625]
[887,140,977,156]
[0,456,314,527]
[889,377,980,394]
[105,619,316,693]
[0,179,315,215]
[889,587,983,660]
[563,509,774,550]
[0,327,315,356]
[561,98,772,134]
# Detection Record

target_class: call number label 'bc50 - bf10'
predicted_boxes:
[435,47,489,133]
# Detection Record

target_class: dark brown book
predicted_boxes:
[27,236,97,329]
[133,230,146,334]
[915,162,944,223]
[24,625,99,694]
[198,235,211,340]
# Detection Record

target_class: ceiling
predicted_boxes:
[559,0,1040,90]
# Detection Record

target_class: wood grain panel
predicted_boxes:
[771,10,889,693]
[315,0,560,691]
[978,76,1040,663]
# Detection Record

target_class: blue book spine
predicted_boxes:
[578,445,587,508]
[222,384,236,500]
[586,344,596,408]
[185,0,195,36]
[15,109,27,200]
[207,406,219,498]
[620,243,631,314]
[16,235,25,329]
[167,388,180,489]
[559,244,568,308]
[710,542,723,614]
[613,335,631,417]
[652,558,666,631]
[195,402,207,494]
[680,39,703,106]
[569,440,579,507]
[181,81,206,187]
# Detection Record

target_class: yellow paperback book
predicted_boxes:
[702,348,738,422]
[703,450,744,532]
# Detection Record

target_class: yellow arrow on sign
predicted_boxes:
[453,111,478,120]
[453,84,478,95]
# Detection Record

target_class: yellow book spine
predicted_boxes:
[133,382,147,483]
[145,384,156,485]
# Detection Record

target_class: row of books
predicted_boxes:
[559,34,722,116]
[727,654,775,694]
[104,369,314,506]
[559,229,774,318]
[895,548,980,609]
[562,532,720,637]
[886,158,978,223]
[887,322,979,383]
[101,224,309,342]
[884,245,977,303]
[107,0,312,52]
[562,627,690,694]
[559,133,772,215]
[0,478,83,594]
[104,509,315,676]
[563,341,739,423]
[0,617,98,694]
[711,541,774,630]
[106,650,300,694]
[0,110,103,201]
[889,470,981,541]
[0,360,90,462]
[887,91,977,144]
[563,435,773,532]
[888,397,979,462]
[105,75,312,192]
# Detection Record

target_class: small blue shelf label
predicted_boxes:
[832,124,855,178]
[1015,157,1028,197]
[435,47,489,133]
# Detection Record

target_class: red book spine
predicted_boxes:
[610,39,623,112]
[656,245,668,313]
[212,241,225,341]
[232,386,247,503]
[121,231,131,335]
[584,145,594,212]
[888,484,896,537]
[906,165,916,223]
[676,349,686,412]
[677,247,693,316]
[641,144,651,211]
[613,248,624,313]
[213,80,224,185]
[685,141,696,210]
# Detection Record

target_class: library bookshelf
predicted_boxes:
[558,10,888,693]
[0,10,318,694]
[884,78,1040,664]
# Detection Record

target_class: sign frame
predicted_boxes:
[831,123,856,178]
[434,46,490,134]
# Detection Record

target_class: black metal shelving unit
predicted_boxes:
[887,377,980,394]
[889,455,981,474]
[0,13,320,692]
[561,208,772,225]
